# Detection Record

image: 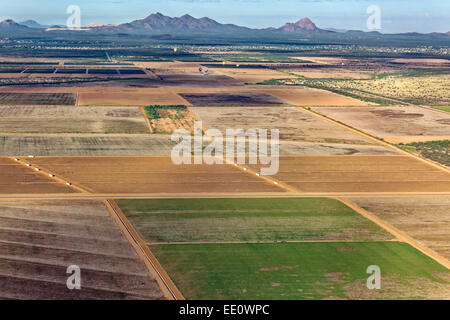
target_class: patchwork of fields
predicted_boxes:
[0,54,449,301]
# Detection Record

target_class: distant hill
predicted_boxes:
[0,19,33,34]
[90,12,250,34]
[279,18,321,32]
[20,20,47,28]
[0,19,29,30]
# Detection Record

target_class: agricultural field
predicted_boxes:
[143,105,196,134]
[118,198,392,243]
[253,86,371,106]
[289,69,373,80]
[212,67,295,83]
[150,242,450,299]
[77,88,188,106]
[247,155,450,193]
[434,106,450,113]
[0,31,449,302]
[0,200,163,299]
[0,106,149,134]
[191,106,376,145]
[311,106,450,144]
[0,134,178,156]
[121,197,450,299]
[349,197,450,260]
[0,157,75,194]
[151,68,238,87]
[273,140,396,156]
[21,156,283,194]
[180,93,284,106]
[0,92,76,106]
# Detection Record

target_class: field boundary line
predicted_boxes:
[139,107,154,133]
[300,106,450,174]
[1,192,450,201]
[104,199,184,300]
[337,197,450,270]
[147,240,399,245]
[6,157,91,194]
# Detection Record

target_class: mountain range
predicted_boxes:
[1,13,448,39]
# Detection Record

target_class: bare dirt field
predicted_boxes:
[174,86,370,107]
[274,140,397,155]
[191,106,376,145]
[180,93,284,106]
[0,200,164,299]
[247,155,450,193]
[213,68,295,83]
[291,57,348,64]
[151,68,239,87]
[385,136,450,144]
[0,157,75,194]
[290,69,372,79]
[254,86,371,106]
[0,92,76,106]
[0,106,148,134]
[312,106,450,141]
[391,58,450,66]
[77,88,188,106]
[0,87,188,106]
[22,156,283,194]
[0,134,177,156]
[349,197,450,260]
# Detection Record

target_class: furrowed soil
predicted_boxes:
[21,156,283,194]
[0,200,164,299]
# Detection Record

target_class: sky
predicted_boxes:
[1,0,449,33]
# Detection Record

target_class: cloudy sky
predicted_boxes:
[1,0,449,33]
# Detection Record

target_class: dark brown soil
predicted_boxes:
[180,93,284,106]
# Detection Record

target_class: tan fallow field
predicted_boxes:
[0,157,75,194]
[312,106,450,143]
[247,155,450,193]
[349,197,450,260]
[20,156,284,194]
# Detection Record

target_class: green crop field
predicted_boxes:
[150,242,450,300]
[117,198,392,242]
[434,106,450,113]
[400,140,450,167]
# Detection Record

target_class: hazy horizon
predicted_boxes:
[1,0,449,34]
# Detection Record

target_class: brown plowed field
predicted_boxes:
[191,106,376,145]
[0,157,75,194]
[21,156,283,194]
[0,200,164,300]
[0,87,188,106]
[247,155,450,193]
[313,106,450,140]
